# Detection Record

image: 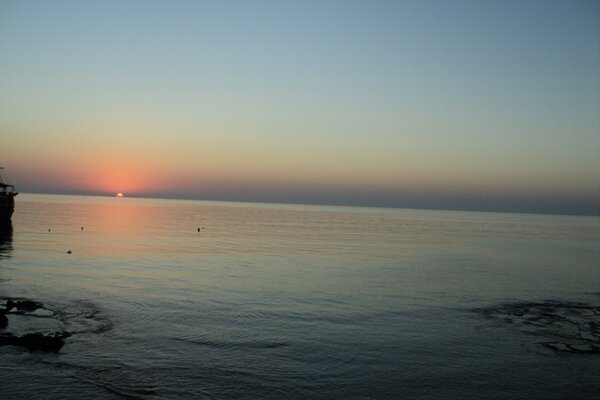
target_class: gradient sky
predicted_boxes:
[1,0,599,214]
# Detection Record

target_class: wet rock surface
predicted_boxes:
[477,300,600,355]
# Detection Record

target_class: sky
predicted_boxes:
[1,0,599,215]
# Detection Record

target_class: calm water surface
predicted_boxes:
[1,194,599,399]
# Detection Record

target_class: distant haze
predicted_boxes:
[1,1,599,215]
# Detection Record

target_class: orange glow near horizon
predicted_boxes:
[116,192,124,197]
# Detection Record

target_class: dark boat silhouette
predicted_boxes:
[0,167,18,222]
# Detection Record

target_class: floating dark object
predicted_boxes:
[48,229,51,232]
[197,228,200,232]
[0,312,7,329]
[81,226,84,230]
[67,250,72,254]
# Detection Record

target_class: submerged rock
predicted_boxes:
[0,296,110,353]
[477,300,600,355]
[0,331,71,352]
[1,297,65,350]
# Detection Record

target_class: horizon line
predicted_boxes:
[16,190,600,218]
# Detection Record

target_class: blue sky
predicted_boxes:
[1,0,599,214]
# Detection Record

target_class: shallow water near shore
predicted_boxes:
[1,194,599,399]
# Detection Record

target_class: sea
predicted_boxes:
[0,193,599,399]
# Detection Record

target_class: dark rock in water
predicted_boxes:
[24,332,71,352]
[0,331,71,352]
[4,299,43,312]
[5,299,44,312]
[5,299,16,310]
[15,300,43,312]
[0,312,7,329]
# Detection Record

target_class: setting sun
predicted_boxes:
[116,193,124,198]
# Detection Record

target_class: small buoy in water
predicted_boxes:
[197,227,200,232]
[67,250,72,254]
[48,229,51,232]
[81,226,84,230]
